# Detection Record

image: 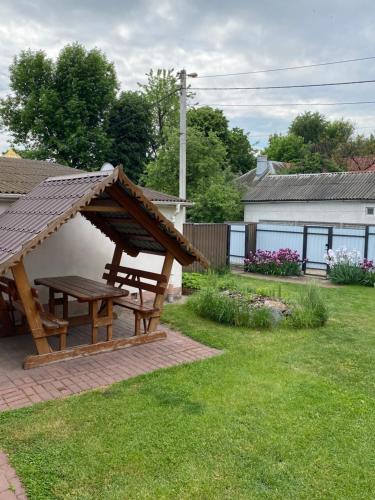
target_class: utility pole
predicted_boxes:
[179,69,187,201]
[178,69,197,202]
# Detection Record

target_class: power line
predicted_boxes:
[249,125,375,139]
[190,100,375,108]
[197,56,375,78]
[191,78,375,91]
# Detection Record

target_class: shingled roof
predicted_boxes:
[0,157,78,194]
[242,171,375,203]
[0,156,186,204]
[0,167,208,274]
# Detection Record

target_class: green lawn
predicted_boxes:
[1,277,375,499]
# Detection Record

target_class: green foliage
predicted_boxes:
[282,152,344,174]
[226,127,256,174]
[329,263,366,285]
[264,133,306,162]
[182,272,206,290]
[143,126,242,222]
[138,68,180,155]
[361,271,375,287]
[107,91,152,183]
[188,176,243,222]
[188,287,274,329]
[288,283,329,328]
[1,44,118,169]
[289,111,328,144]
[187,106,229,144]
[144,127,228,197]
[187,108,256,175]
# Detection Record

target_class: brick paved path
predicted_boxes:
[0,452,26,499]
[0,318,219,412]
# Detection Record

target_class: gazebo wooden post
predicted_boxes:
[148,252,174,333]
[106,244,124,286]
[11,261,51,355]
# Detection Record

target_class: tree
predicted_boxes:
[226,127,256,174]
[143,126,242,222]
[281,152,344,174]
[187,106,229,143]
[143,126,228,197]
[138,69,180,155]
[107,91,152,183]
[0,44,118,169]
[189,177,243,223]
[188,107,256,174]
[264,134,306,162]
[289,112,328,144]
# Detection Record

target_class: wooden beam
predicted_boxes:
[107,184,192,265]
[11,261,52,355]
[23,331,167,369]
[80,206,128,213]
[106,244,123,286]
[148,252,174,332]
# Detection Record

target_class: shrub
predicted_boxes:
[244,248,302,276]
[182,272,207,290]
[326,249,375,286]
[188,287,274,329]
[328,263,365,285]
[288,284,329,328]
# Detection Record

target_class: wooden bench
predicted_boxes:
[0,277,68,350]
[102,264,168,336]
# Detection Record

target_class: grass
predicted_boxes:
[0,276,375,499]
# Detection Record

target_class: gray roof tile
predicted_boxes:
[242,171,375,202]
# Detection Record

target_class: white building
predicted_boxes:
[241,156,375,227]
[0,156,189,298]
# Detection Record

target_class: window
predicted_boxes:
[366,207,374,215]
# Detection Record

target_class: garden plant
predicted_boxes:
[244,248,302,276]
[325,248,375,286]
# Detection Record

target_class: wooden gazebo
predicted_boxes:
[0,167,208,368]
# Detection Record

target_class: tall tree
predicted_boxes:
[107,91,152,183]
[188,106,256,174]
[138,69,180,155]
[187,106,229,143]
[226,127,256,174]
[264,134,307,162]
[289,111,328,144]
[0,43,118,169]
[143,126,241,222]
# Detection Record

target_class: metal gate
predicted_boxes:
[229,224,246,265]
[303,226,330,273]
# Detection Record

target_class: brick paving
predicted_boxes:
[0,313,220,412]
[0,452,26,499]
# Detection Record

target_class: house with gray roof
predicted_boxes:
[0,156,189,298]
[242,156,375,226]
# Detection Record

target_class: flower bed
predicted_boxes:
[244,248,302,276]
[325,248,375,286]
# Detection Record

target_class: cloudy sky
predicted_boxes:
[1,0,375,151]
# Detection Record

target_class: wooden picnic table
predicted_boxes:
[34,276,129,344]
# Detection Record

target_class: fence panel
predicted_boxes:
[332,227,366,257]
[256,223,304,255]
[229,224,246,265]
[368,226,375,261]
[183,223,228,272]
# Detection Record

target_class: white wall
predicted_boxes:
[0,199,183,301]
[244,200,375,226]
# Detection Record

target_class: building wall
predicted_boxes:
[0,199,183,301]
[244,200,375,226]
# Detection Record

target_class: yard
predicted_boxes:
[0,275,374,499]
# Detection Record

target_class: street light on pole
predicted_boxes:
[178,69,198,202]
